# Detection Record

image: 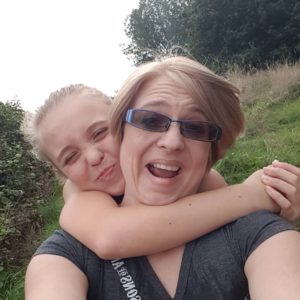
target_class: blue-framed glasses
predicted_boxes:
[124,109,222,142]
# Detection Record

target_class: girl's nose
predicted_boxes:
[86,146,104,166]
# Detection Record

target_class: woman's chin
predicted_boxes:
[140,192,179,206]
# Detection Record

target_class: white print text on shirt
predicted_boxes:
[111,259,142,300]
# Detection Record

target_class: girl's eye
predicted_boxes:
[93,128,108,141]
[64,152,79,166]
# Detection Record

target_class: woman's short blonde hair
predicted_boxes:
[21,84,111,175]
[109,56,245,166]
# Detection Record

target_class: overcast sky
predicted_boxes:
[0,0,139,112]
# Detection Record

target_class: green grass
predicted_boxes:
[216,96,300,184]
[0,268,25,300]
[0,184,63,300]
[36,184,63,243]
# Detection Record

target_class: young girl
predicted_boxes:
[22,83,300,260]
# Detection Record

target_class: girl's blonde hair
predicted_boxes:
[109,56,245,167]
[21,84,111,175]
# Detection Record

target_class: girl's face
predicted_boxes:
[38,93,124,196]
[120,75,211,206]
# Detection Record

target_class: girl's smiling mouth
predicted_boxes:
[96,164,115,181]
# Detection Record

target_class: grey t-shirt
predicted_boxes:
[34,211,295,299]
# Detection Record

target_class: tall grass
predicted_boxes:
[227,61,300,105]
[0,184,63,300]
[0,268,25,300]
[217,61,300,184]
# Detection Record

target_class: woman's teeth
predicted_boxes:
[152,163,179,172]
[148,163,180,178]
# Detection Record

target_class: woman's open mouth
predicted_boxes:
[147,163,180,178]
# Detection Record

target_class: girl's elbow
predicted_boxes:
[93,233,124,260]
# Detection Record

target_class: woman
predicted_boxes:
[25,58,300,299]
[107,55,300,298]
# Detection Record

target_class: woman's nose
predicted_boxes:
[85,146,104,166]
[156,123,185,151]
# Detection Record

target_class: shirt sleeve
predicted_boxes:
[33,229,89,273]
[227,210,296,264]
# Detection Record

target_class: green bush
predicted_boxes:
[0,100,55,270]
[0,183,63,299]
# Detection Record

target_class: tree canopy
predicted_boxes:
[123,0,189,65]
[123,0,300,71]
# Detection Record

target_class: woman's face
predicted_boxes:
[38,93,124,196]
[120,75,211,206]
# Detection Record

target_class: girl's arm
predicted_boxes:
[59,168,282,259]
[63,179,81,203]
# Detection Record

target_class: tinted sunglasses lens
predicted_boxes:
[126,109,222,141]
[181,122,221,141]
[130,110,169,132]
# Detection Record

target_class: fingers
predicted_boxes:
[262,160,300,225]
[261,173,298,201]
[280,206,300,226]
[262,161,300,198]
[263,164,299,187]
[272,160,300,177]
[265,185,291,209]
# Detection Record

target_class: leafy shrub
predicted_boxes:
[0,100,55,270]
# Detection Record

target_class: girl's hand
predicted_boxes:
[261,160,300,225]
[243,169,280,213]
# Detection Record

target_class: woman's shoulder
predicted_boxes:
[35,229,85,253]
[33,229,102,272]
[235,210,295,233]
[225,211,295,260]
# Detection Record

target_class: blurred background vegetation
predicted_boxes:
[1,0,299,298]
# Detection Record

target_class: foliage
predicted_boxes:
[122,0,189,65]
[0,184,63,299]
[35,183,63,244]
[226,61,300,105]
[216,95,300,184]
[124,0,300,71]
[185,0,300,71]
[0,100,55,271]
[0,267,25,300]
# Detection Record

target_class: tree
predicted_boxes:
[124,0,300,71]
[123,0,189,65]
[185,0,300,71]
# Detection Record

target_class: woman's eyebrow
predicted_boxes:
[138,100,203,115]
[138,100,168,109]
